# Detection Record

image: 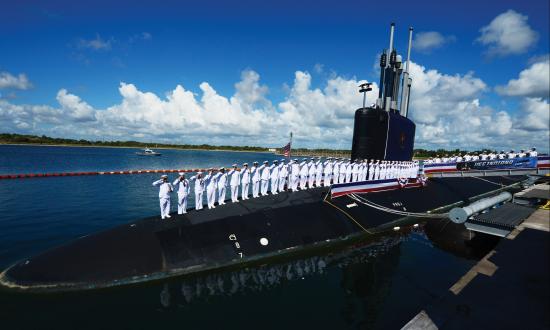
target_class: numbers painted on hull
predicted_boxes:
[229,233,244,258]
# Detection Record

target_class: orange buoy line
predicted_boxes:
[0,168,217,180]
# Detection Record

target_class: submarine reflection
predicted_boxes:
[157,232,420,308]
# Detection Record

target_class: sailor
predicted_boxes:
[361,160,368,181]
[300,158,308,190]
[270,160,280,194]
[315,158,323,187]
[278,159,288,192]
[228,164,241,203]
[338,158,346,183]
[528,147,537,157]
[215,167,228,205]
[152,174,173,219]
[204,169,218,209]
[368,160,374,181]
[289,159,300,191]
[507,150,516,159]
[345,160,352,183]
[352,159,360,182]
[173,172,190,214]
[251,162,261,198]
[189,172,205,210]
[331,158,340,184]
[241,163,251,200]
[259,161,270,195]
[480,152,488,161]
[307,158,316,188]
[323,157,333,186]
[518,149,526,158]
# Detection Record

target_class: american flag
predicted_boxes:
[282,142,291,157]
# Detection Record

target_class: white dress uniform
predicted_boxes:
[338,161,345,183]
[352,162,360,182]
[315,160,323,186]
[251,164,261,198]
[260,163,270,195]
[228,166,241,203]
[241,165,251,200]
[345,162,352,183]
[323,159,333,186]
[291,160,300,190]
[307,160,316,188]
[204,172,218,209]
[270,162,279,194]
[332,161,340,184]
[189,173,205,210]
[374,162,380,180]
[298,160,308,189]
[173,175,190,214]
[216,170,228,205]
[368,161,374,180]
[152,176,173,219]
[278,161,288,192]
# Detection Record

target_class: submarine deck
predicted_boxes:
[0,175,528,292]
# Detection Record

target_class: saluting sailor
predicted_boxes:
[307,158,316,188]
[290,159,300,190]
[278,159,288,192]
[299,158,308,189]
[315,157,323,187]
[228,164,241,203]
[323,157,333,186]
[259,161,270,195]
[216,167,228,205]
[152,174,173,219]
[241,163,251,200]
[173,172,190,214]
[270,160,279,194]
[189,172,205,210]
[251,161,261,198]
[204,169,218,209]
[352,159,360,182]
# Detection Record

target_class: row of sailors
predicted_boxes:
[425,148,538,164]
[152,158,420,219]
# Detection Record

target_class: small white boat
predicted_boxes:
[136,147,161,156]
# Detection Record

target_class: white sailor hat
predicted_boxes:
[243,163,248,166]
[280,159,286,162]
[302,158,307,161]
[178,172,185,176]
[232,164,237,167]
[274,160,279,163]
[219,167,225,170]
[196,171,203,175]
[253,161,258,164]
[263,160,268,164]
[161,174,168,178]
[294,159,299,161]
[310,158,315,160]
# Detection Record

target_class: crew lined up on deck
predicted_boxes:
[425,148,538,164]
[152,158,420,219]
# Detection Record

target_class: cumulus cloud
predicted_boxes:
[495,57,550,98]
[0,66,548,151]
[413,31,456,53]
[0,71,32,90]
[477,10,539,57]
[77,34,112,51]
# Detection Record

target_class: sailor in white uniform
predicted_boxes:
[278,159,288,192]
[215,167,228,205]
[374,161,381,180]
[241,163,251,200]
[315,158,323,187]
[528,147,537,157]
[152,174,173,219]
[323,157,333,186]
[298,158,308,189]
[227,164,241,203]
[307,158,316,188]
[337,158,345,183]
[368,160,374,181]
[507,150,516,159]
[270,160,279,194]
[352,160,360,182]
[189,172,205,210]
[290,159,300,190]
[259,161,270,195]
[345,160,352,183]
[251,162,260,198]
[332,159,340,184]
[173,173,190,214]
[204,169,218,209]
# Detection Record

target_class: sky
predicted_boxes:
[0,0,548,151]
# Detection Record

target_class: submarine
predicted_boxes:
[0,24,531,292]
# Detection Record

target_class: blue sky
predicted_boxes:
[0,0,549,151]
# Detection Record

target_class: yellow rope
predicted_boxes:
[323,192,373,234]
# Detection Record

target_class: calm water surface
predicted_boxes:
[0,145,475,329]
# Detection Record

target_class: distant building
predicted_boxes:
[268,148,276,152]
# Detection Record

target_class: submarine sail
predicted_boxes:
[351,24,416,161]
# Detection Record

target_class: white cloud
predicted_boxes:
[0,71,32,90]
[0,66,548,152]
[77,34,112,51]
[413,31,456,53]
[495,58,550,98]
[477,10,539,57]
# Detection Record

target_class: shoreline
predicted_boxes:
[0,142,275,154]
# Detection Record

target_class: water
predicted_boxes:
[0,145,476,329]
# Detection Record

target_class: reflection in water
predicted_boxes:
[158,234,419,308]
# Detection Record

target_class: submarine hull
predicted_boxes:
[0,175,527,292]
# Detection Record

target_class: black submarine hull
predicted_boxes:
[0,175,527,292]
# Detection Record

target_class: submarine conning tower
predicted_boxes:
[351,23,416,162]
